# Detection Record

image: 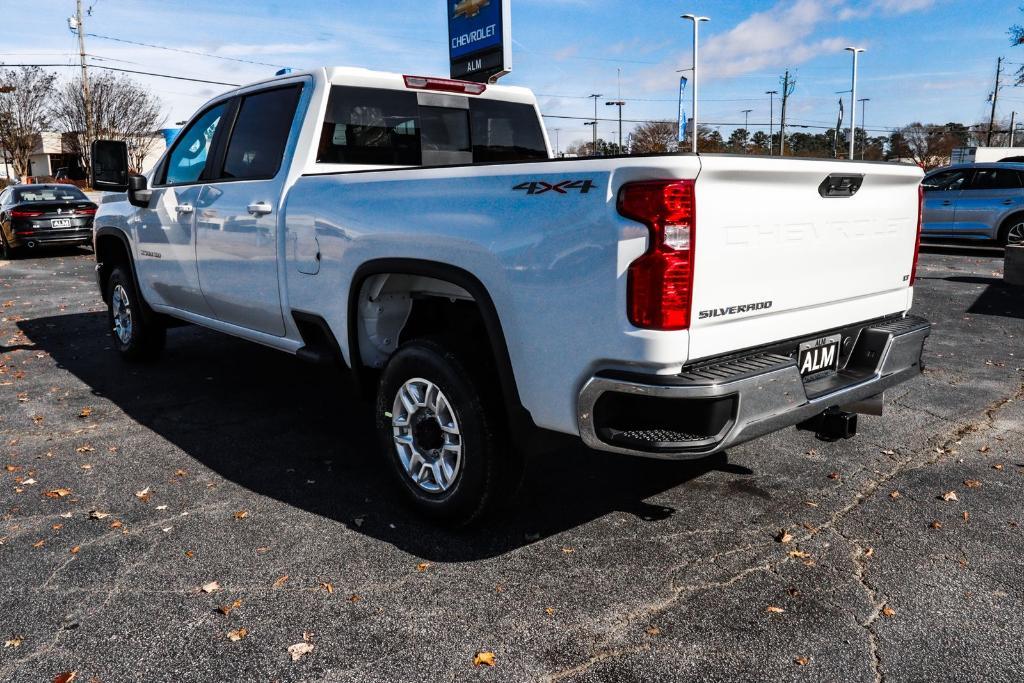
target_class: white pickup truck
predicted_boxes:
[89,66,930,524]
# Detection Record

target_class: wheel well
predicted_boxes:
[999,211,1024,238]
[95,232,131,302]
[348,261,533,436]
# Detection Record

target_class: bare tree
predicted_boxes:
[52,72,164,174]
[0,66,58,179]
[627,121,678,154]
[895,123,970,169]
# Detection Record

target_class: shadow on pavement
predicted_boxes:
[920,241,1003,258]
[941,276,1024,320]
[18,311,743,561]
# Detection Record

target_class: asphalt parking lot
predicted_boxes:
[0,247,1021,683]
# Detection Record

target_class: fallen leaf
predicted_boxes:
[416,562,430,572]
[794,656,810,666]
[788,550,811,559]
[233,510,249,520]
[272,575,289,589]
[288,642,314,662]
[993,463,1004,471]
[44,488,72,498]
[473,651,496,668]
[70,546,80,554]
[645,626,661,636]
[201,581,221,594]
[52,524,63,530]
[4,465,20,472]
[828,472,840,480]
[227,628,248,642]
[75,445,93,453]
[78,408,92,418]
[184,550,194,558]
[880,449,896,456]
[155,505,168,511]
[963,511,970,522]
[218,599,243,616]
[561,547,575,554]
[930,520,943,530]
[545,607,555,616]
[174,469,187,477]
[320,582,334,594]
[864,547,875,558]
[804,500,819,508]
[979,445,990,453]
[881,605,896,618]
[766,606,786,614]
[787,587,801,597]
[890,490,901,499]
[964,479,981,489]
[4,636,23,648]
[775,529,794,544]
[53,673,76,683]
[110,520,123,529]
[348,594,361,603]
[941,491,959,502]
[80,464,92,470]
[32,539,44,548]
[134,487,152,502]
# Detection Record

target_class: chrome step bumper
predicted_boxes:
[577,315,931,459]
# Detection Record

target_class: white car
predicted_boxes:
[88,66,930,524]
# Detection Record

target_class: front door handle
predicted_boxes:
[941,200,952,205]
[175,203,194,215]
[247,201,273,216]
[1003,199,1014,205]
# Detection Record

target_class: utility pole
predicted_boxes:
[845,46,865,160]
[779,70,795,156]
[70,0,93,165]
[606,100,625,152]
[588,93,602,155]
[681,13,710,153]
[0,85,12,179]
[986,56,1003,147]
[741,109,752,131]
[858,98,870,159]
[765,90,777,154]
[1010,112,1018,147]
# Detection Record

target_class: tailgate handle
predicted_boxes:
[818,174,864,198]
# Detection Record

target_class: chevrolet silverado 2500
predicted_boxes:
[88,67,930,524]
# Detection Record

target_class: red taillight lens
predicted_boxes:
[403,75,487,95]
[910,184,923,286]
[618,180,696,330]
[76,207,97,215]
[11,210,44,218]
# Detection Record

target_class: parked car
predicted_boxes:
[0,184,97,258]
[88,66,930,524]
[921,162,1024,245]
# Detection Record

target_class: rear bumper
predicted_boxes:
[10,228,93,248]
[577,315,931,459]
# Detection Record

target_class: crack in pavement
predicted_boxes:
[538,379,1024,682]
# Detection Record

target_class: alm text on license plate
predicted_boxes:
[798,334,841,380]
[51,218,72,228]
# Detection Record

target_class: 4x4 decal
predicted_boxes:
[513,180,597,195]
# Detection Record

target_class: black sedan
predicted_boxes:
[0,184,97,259]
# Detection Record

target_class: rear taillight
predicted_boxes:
[910,184,923,286]
[11,210,44,218]
[76,207,97,215]
[403,75,487,95]
[618,180,696,330]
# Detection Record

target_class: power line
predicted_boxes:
[86,33,288,69]
[2,63,240,87]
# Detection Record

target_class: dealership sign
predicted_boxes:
[448,0,512,83]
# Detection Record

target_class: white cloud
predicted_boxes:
[839,0,936,20]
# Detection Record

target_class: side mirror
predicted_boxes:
[90,140,129,192]
[127,174,152,208]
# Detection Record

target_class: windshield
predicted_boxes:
[14,186,89,203]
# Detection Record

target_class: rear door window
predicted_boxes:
[318,86,548,166]
[220,85,302,180]
[969,168,1023,191]
[923,170,970,192]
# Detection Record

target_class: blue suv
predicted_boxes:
[922,163,1024,246]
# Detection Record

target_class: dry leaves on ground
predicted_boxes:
[473,651,496,668]
[233,510,249,520]
[53,673,76,683]
[288,642,314,662]
[320,582,334,594]
[135,487,152,502]
[930,520,943,530]
[882,605,896,618]
[4,636,23,648]
[272,575,289,589]
[44,488,72,498]
[788,550,811,559]
[78,408,91,418]
[201,581,221,594]
[942,491,959,502]
[766,606,786,614]
[964,479,982,489]
[75,445,93,453]
[416,562,430,572]
[218,599,242,616]
[794,656,810,666]
[227,628,248,642]
[775,529,794,544]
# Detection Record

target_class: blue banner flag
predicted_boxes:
[678,77,689,143]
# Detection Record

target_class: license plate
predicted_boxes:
[798,334,842,380]
[51,218,72,228]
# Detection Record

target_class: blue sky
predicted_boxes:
[3,0,1023,149]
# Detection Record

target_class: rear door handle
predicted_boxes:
[941,200,952,205]
[1003,199,1014,205]
[175,203,194,215]
[247,201,273,216]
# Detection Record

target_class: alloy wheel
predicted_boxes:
[1006,221,1024,246]
[391,378,463,493]
[111,284,133,345]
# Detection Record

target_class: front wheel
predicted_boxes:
[999,216,1024,247]
[375,339,511,526]
[105,265,166,361]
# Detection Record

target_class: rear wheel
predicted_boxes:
[0,231,18,260]
[998,216,1024,247]
[375,338,513,526]
[105,265,165,361]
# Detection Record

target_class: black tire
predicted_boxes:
[997,214,1024,247]
[0,230,18,260]
[105,265,166,361]
[375,338,512,526]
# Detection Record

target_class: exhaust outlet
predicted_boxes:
[796,407,858,442]
[26,241,36,249]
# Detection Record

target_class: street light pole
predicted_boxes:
[765,90,777,154]
[857,98,870,159]
[845,46,865,160]
[606,100,625,152]
[681,13,710,154]
[741,108,752,130]
[588,93,602,154]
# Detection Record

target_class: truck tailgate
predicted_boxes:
[688,156,923,361]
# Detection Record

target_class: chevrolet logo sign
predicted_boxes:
[453,0,489,19]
